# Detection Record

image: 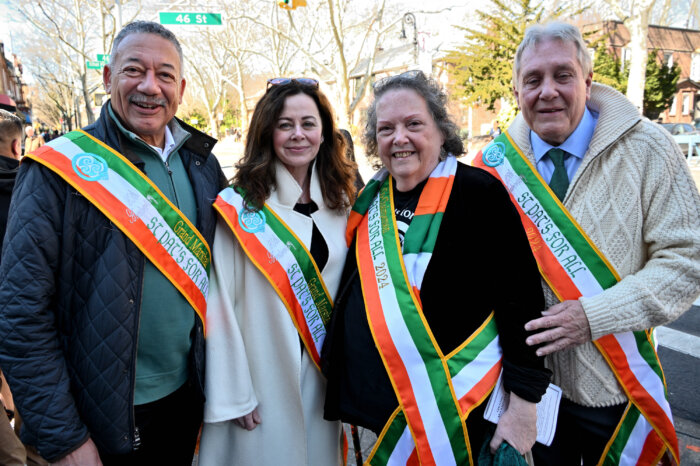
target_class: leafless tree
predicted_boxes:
[15,0,140,126]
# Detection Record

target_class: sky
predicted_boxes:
[0,1,23,55]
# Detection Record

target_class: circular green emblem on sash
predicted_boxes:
[239,209,266,233]
[482,142,506,167]
[72,153,109,181]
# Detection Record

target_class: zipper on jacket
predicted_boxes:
[164,160,181,208]
[133,426,142,450]
[130,257,146,451]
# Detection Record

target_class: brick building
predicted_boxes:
[0,41,29,121]
[583,20,700,124]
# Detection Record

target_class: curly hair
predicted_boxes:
[233,81,357,211]
[362,70,464,169]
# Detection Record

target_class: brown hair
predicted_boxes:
[233,82,357,211]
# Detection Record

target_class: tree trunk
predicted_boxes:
[209,113,219,140]
[624,0,654,113]
[80,72,95,124]
[234,65,249,132]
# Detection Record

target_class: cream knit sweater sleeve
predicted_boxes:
[508,84,700,406]
[578,120,700,340]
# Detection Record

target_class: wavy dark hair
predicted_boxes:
[363,70,464,169]
[233,81,357,211]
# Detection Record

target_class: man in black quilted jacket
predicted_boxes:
[0,22,226,465]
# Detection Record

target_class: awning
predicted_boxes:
[0,93,17,112]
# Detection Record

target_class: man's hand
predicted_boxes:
[524,300,592,356]
[51,438,102,466]
[234,407,261,431]
[489,392,537,454]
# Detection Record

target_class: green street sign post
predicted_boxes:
[86,60,104,70]
[159,12,222,26]
[97,54,110,62]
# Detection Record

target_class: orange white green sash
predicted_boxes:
[213,186,333,369]
[367,314,502,465]
[352,156,499,465]
[474,132,680,466]
[25,129,210,332]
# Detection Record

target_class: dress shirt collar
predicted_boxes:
[532,106,598,163]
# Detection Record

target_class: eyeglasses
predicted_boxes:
[372,70,425,90]
[267,77,319,89]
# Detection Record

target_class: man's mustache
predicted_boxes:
[128,94,167,107]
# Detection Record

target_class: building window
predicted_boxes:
[692,54,700,81]
[683,94,691,115]
[620,48,631,72]
[670,96,677,116]
[665,52,674,68]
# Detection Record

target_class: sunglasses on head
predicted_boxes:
[267,77,319,89]
[372,70,425,90]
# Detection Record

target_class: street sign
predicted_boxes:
[97,54,110,62]
[159,12,222,26]
[86,61,103,70]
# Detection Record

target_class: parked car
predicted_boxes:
[660,123,699,158]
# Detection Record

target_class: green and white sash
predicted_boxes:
[26,129,210,331]
[213,187,333,369]
[474,132,679,466]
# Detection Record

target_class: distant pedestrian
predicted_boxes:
[339,128,364,190]
[474,22,700,465]
[23,126,44,155]
[488,120,501,139]
[0,109,22,257]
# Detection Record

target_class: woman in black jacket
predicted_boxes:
[321,71,551,464]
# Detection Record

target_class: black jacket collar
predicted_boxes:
[83,101,217,167]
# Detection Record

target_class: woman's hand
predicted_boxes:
[233,407,262,431]
[489,392,537,455]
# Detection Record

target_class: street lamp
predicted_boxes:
[401,12,418,64]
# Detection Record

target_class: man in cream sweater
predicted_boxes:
[496,22,700,465]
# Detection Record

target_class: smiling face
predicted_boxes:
[375,88,445,191]
[103,33,185,148]
[272,93,323,186]
[514,38,592,146]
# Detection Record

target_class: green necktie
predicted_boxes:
[548,148,569,201]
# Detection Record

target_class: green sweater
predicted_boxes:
[109,106,198,405]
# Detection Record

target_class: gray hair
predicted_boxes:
[513,22,591,85]
[363,70,464,168]
[110,21,184,76]
[0,109,22,144]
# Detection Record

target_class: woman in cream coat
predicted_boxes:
[199,78,357,465]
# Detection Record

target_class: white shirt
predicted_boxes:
[148,125,177,163]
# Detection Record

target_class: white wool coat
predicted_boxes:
[199,160,346,465]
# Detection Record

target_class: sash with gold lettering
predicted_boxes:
[26,130,210,332]
[213,186,333,369]
[473,132,679,466]
[351,156,504,465]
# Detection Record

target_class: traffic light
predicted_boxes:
[278,0,307,10]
